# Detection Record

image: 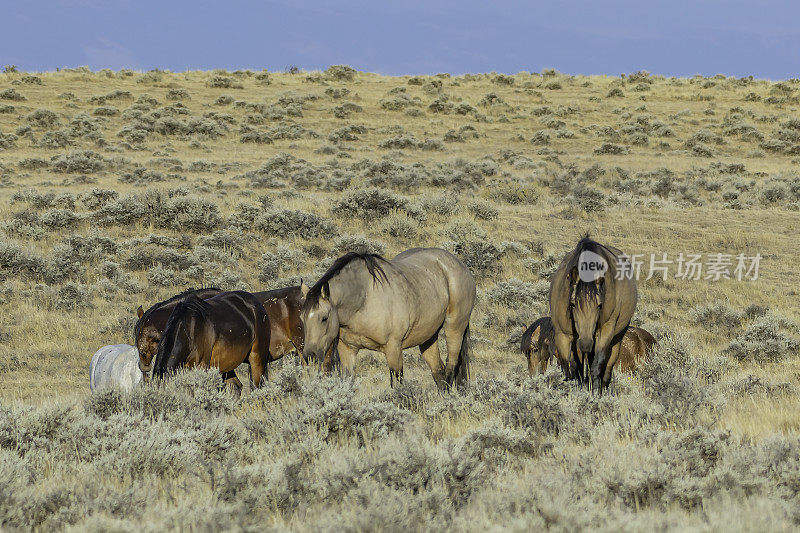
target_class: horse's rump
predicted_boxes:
[616,326,656,372]
[134,287,222,371]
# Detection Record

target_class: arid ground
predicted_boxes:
[0,66,799,531]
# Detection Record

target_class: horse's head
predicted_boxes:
[135,322,161,375]
[134,306,160,375]
[569,269,606,354]
[300,280,339,366]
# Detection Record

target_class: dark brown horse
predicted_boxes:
[615,326,656,373]
[549,236,638,394]
[135,286,306,386]
[151,291,270,388]
[135,287,222,376]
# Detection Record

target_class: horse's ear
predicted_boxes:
[320,282,330,301]
[137,305,144,318]
[300,279,310,299]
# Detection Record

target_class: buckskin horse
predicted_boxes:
[300,249,476,390]
[549,236,638,394]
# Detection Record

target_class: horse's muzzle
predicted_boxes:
[577,337,593,353]
[303,350,321,365]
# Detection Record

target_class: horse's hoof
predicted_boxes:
[443,369,455,386]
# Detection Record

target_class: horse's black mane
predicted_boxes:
[565,235,616,305]
[152,294,208,375]
[574,276,606,304]
[133,286,220,344]
[566,234,619,279]
[304,252,387,311]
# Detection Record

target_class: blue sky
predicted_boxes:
[3,1,800,78]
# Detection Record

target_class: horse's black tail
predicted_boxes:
[152,296,203,378]
[454,324,471,389]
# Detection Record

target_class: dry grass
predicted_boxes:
[0,67,799,530]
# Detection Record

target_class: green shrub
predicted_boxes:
[256,209,337,239]
[334,188,409,220]
[332,234,386,256]
[325,65,357,81]
[0,88,25,101]
[689,302,743,332]
[51,150,110,173]
[0,132,17,150]
[724,315,800,363]
[25,109,60,129]
[594,143,630,155]
[207,75,242,89]
[468,200,499,220]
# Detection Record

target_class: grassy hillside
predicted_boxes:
[0,66,799,530]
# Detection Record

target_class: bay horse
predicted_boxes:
[135,286,306,388]
[151,291,271,388]
[300,249,476,390]
[549,236,637,394]
[254,286,305,361]
[135,287,222,376]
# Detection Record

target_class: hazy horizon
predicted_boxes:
[3,1,800,80]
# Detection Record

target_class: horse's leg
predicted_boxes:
[248,348,267,389]
[223,371,243,397]
[575,347,590,390]
[337,339,358,377]
[590,322,617,395]
[442,319,468,386]
[385,340,404,388]
[525,332,539,377]
[221,370,242,396]
[247,333,270,389]
[526,346,537,376]
[602,338,623,391]
[553,331,576,381]
[420,330,446,390]
[249,305,273,389]
[321,341,337,373]
[534,345,549,374]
